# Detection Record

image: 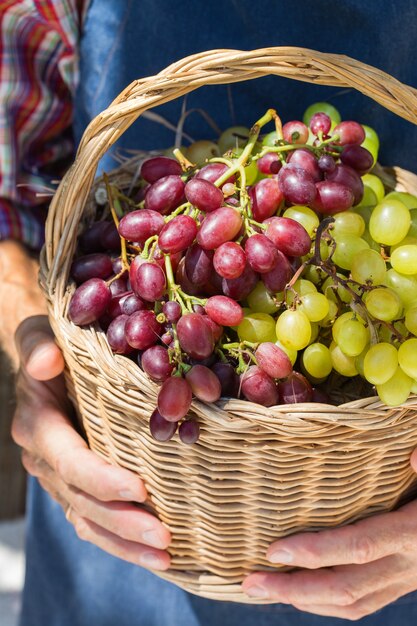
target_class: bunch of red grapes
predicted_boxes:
[68,104,417,443]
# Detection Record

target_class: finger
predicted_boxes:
[67,487,171,549]
[291,583,409,620]
[266,510,411,568]
[70,513,171,571]
[15,403,147,503]
[242,555,404,605]
[15,315,65,380]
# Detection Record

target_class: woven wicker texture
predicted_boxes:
[40,48,417,603]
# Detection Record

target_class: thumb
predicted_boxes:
[411,448,417,474]
[15,315,65,381]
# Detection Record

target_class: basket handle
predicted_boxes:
[43,46,417,294]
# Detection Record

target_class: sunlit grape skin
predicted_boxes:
[278,372,313,403]
[265,216,311,257]
[262,251,293,292]
[332,121,365,146]
[144,175,185,214]
[205,295,243,327]
[157,377,192,422]
[149,409,177,442]
[255,342,293,379]
[185,178,224,213]
[125,310,162,351]
[278,165,317,205]
[249,178,284,221]
[185,365,221,402]
[118,209,165,243]
[158,215,198,253]
[213,242,246,279]
[178,420,200,444]
[69,278,112,326]
[313,181,354,214]
[287,148,321,182]
[197,207,243,250]
[140,156,182,183]
[245,234,279,273]
[141,345,174,382]
[195,162,235,185]
[106,314,133,355]
[130,261,166,302]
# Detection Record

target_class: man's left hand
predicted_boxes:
[242,448,417,620]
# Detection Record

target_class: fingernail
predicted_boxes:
[140,552,165,570]
[27,344,51,367]
[119,490,135,500]
[245,585,269,599]
[268,549,294,564]
[142,529,164,548]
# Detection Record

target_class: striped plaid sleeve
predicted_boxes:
[0,0,83,250]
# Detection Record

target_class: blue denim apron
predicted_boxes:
[20,1,417,624]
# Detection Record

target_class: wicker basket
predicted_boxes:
[40,47,417,603]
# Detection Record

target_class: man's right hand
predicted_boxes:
[12,315,171,571]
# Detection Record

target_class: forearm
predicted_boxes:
[0,240,48,368]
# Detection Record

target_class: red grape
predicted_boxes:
[149,409,177,441]
[278,372,313,403]
[118,209,164,243]
[249,177,284,221]
[309,112,331,136]
[196,162,235,185]
[130,261,166,301]
[277,165,317,205]
[332,121,365,145]
[102,222,121,252]
[313,181,354,214]
[185,178,224,213]
[213,242,246,279]
[262,251,293,292]
[69,278,111,326]
[287,148,321,182]
[241,366,279,406]
[109,277,128,297]
[125,310,162,350]
[245,233,279,273]
[185,365,221,402]
[141,156,182,183]
[197,207,243,250]
[265,217,311,257]
[157,376,192,422]
[205,295,243,326]
[144,175,185,214]
[255,342,293,379]
[70,253,113,284]
[176,313,214,359]
[141,345,174,382]
[163,300,182,323]
[256,152,281,175]
[211,362,240,397]
[106,314,133,355]
[282,120,309,144]
[158,215,198,253]
[178,419,200,444]
[222,263,258,300]
[79,221,108,253]
[202,315,223,343]
[184,244,213,285]
[340,144,374,175]
[318,154,336,173]
[326,164,364,205]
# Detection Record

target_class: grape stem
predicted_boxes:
[104,174,130,270]
[173,147,195,171]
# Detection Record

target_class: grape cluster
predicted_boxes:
[68,103,417,443]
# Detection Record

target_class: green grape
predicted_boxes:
[283,205,319,237]
[322,275,352,303]
[361,174,385,203]
[276,309,312,350]
[247,282,277,314]
[332,234,369,270]
[302,102,341,125]
[336,319,369,356]
[411,379,417,394]
[385,191,417,210]
[298,292,330,322]
[309,322,319,343]
[363,343,398,385]
[361,229,382,252]
[187,140,220,164]
[398,338,417,379]
[385,269,417,308]
[378,320,408,345]
[302,264,325,285]
[318,299,338,327]
[360,136,378,164]
[329,341,358,377]
[332,211,365,237]
[408,209,417,238]
[369,199,411,246]
[355,185,377,209]
[285,279,317,306]
[275,340,298,365]
[376,366,413,406]
[405,306,417,335]
[237,312,276,343]
[262,131,279,147]
[364,287,402,321]
[362,125,380,149]
[391,236,417,252]
[332,311,365,343]
[218,126,250,154]
[350,249,386,285]
[355,347,367,378]
[390,245,417,275]
[302,343,333,378]
[351,205,373,226]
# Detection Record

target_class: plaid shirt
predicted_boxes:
[0,0,83,250]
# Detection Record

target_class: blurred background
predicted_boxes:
[0,350,26,626]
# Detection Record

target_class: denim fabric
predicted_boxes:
[21,1,417,624]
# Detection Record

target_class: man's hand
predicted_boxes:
[12,315,171,571]
[243,452,417,620]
